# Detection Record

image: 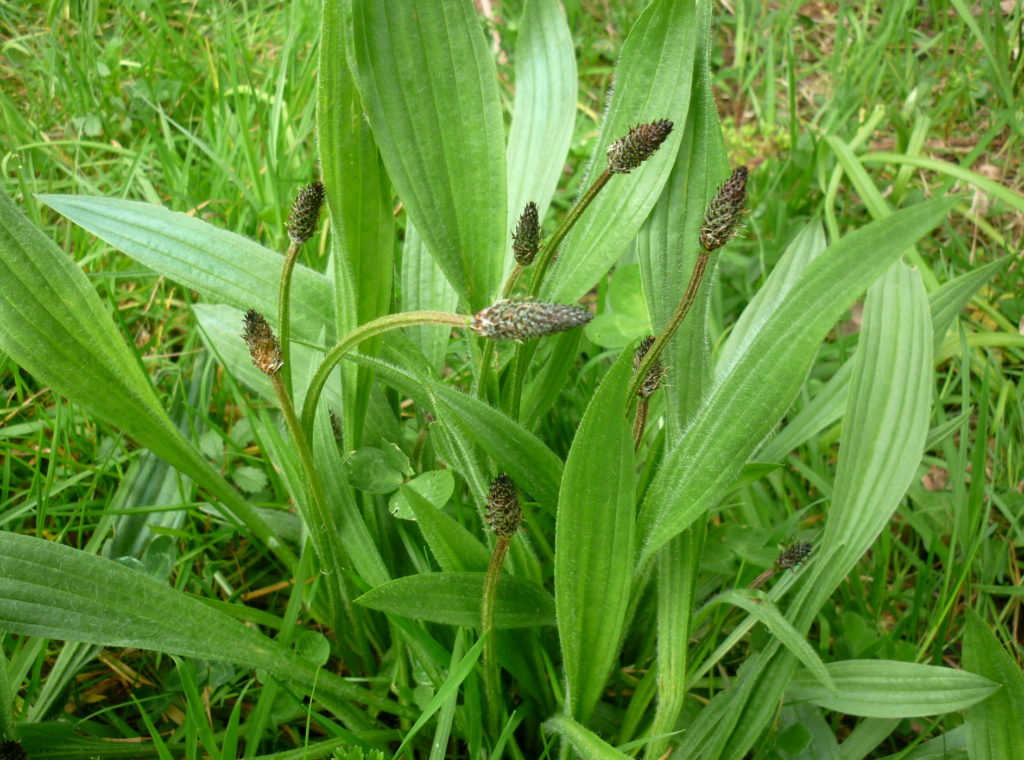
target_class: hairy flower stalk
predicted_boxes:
[524,119,673,299]
[240,310,363,656]
[481,474,522,733]
[280,181,326,391]
[606,119,674,174]
[471,298,592,341]
[242,310,283,375]
[632,336,666,449]
[628,165,750,402]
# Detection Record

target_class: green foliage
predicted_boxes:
[1,0,1021,758]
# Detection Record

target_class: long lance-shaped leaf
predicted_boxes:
[963,609,1024,757]
[542,0,699,304]
[785,660,996,718]
[0,532,404,719]
[37,194,334,343]
[756,252,1009,462]
[505,0,577,230]
[318,0,394,447]
[544,714,632,760]
[349,0,506,310]
[556,350,636,724]
[0,191,295,568]
[635,0,725,436]
[709,262,936,759]
[637,197,955,562]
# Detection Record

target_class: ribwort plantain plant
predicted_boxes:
[0,1,1016,759]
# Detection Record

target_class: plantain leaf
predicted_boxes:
[963,609,1024,759]
[713,261,938,759]
[350,0,506,310]
[401,484,490,573]
[0,532,397,716]
[543,0,700,304]
[0,191,292,566]
[555,350,636,724]
[354,572,555,629]
[37,194,334,342]
[506,0,577,229]
[638,197,956,562]
[352,349,564,511]
[634,0,725,432]
[786,660,997,718]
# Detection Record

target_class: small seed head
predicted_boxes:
[512,201,541,266]
[486,473,521,538]
[700,166,749,252]
[776,541,813,571]
[606,119,674,174]
[633,335,666,398]
[286,180,325,245]
[471,298,592,341]
[242,309,283,375]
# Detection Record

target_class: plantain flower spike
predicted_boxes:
[776,541,813,571]
[606,119,674,174]
[286,180,325,245]
[700,166,749,252]
[471,298,592,341]
[486,473,522,538]
[633,335,666,398]
[512,201,541,266]
[242,310,283,375]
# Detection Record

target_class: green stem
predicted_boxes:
[278,240,302,394]
[300,310,468,436]
[632,397,650,451]
[482,535,512,734]
[627,251,712,402]
[526,169,613,298]
[271,372,356,651]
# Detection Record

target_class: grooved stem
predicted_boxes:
[628,251,712,403]
[482,536,512,734]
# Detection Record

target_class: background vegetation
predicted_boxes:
[1,0,1022,758]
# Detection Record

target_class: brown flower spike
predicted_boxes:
[606,119,674,174]
[700,166,749,252]
[471,299,592,341]
[486,474,522,538]
[242,310,283,375]
[633,336,667,398]
[776,541,814,571]
[512,201,541,266]
[286,180,325,245]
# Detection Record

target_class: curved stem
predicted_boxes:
[300,310,468,436]
[627,251,712,403]
[278,240,302,394]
